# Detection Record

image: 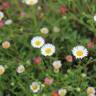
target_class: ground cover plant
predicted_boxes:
[0,0,96,96]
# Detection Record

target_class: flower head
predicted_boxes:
[34,56,41,65]
[65,55,73,62]
[87,41,94,49]
[94,15,96,21]
[2,41,10,49]
[23,0,38,5]
[2,2,11,9]
[40,27,49,34]
[16,65,25,73]
[41,44,55,56]
[58,88,67,96]
[30,82,40,93]
[44,77,53,86]
[0,65,5,75]
[0,20,4,28]
[51,91,59,96]
[52,60,62,69]
[72,45,88,59]
[0,11,4,20]
[87,87,95,95]
[31,36,45,48]
[5,19,13,25]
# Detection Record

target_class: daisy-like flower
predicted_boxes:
[52,60,62,73]
[52,60,62,69]
[58,88,67,96]
[41,44,55,56]
[0,11,4,21]
[2,41,10,49]
[30,82,40,93]
[40,27,49,34]
[16,65,25,73]
[31,36,45,48]
[87,87,95,95]
[23,0,38,6]
[94,15,96,21]
[5,19,13,25]
[0,65,5,75]
[72,45,88,59]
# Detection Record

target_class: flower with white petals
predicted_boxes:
[0,65,5,75]
[16,65,25,73]
[52,60,62,73]
[58,88,67,96]
[31,36,45,48]
[52,60,62,69]
[5,19,13,25]
[72,45,88,59]
[0,11,4,20]
[41,44,55,56]
[94,15,96,21]
[40,27,49,34]
[87,87,95,95]
[30,82,40,93]
[23,0,38,5]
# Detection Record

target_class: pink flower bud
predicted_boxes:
[2,2,11,9]
[44,77,53,85]
[59,5,68,15]
[34,56,41,65]
[0,20,4,28]
[87,41,94,49]
[65,55,73,62]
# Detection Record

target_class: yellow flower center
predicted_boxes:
[35,40,41,46]
[60,91,64,96]
[45,48,52,54]
[32,85,38,90]
[87,88,95,94]
[76,50,83,57]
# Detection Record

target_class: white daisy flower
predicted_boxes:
[30,82,40,93]
[87,87,95,95]
[52,60,62,69]
[41,44,55,56]
[72,45,88,59]
[0,11,4,21]
[5,19,13,25]
[0,65,5,75]
[40,27,49,34]
[16,65,25,73]
[23,0,38,5]
[58,88,67,96]
[31,36,45,48]
[94,15,96,21]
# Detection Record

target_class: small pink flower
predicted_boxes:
[65,55,73,62]
[2,2,11,9]
[0,20,4,28]
[59,5,68,15]
[44,77,53,85]
[34,56,41,65]
[87,41,94,49]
